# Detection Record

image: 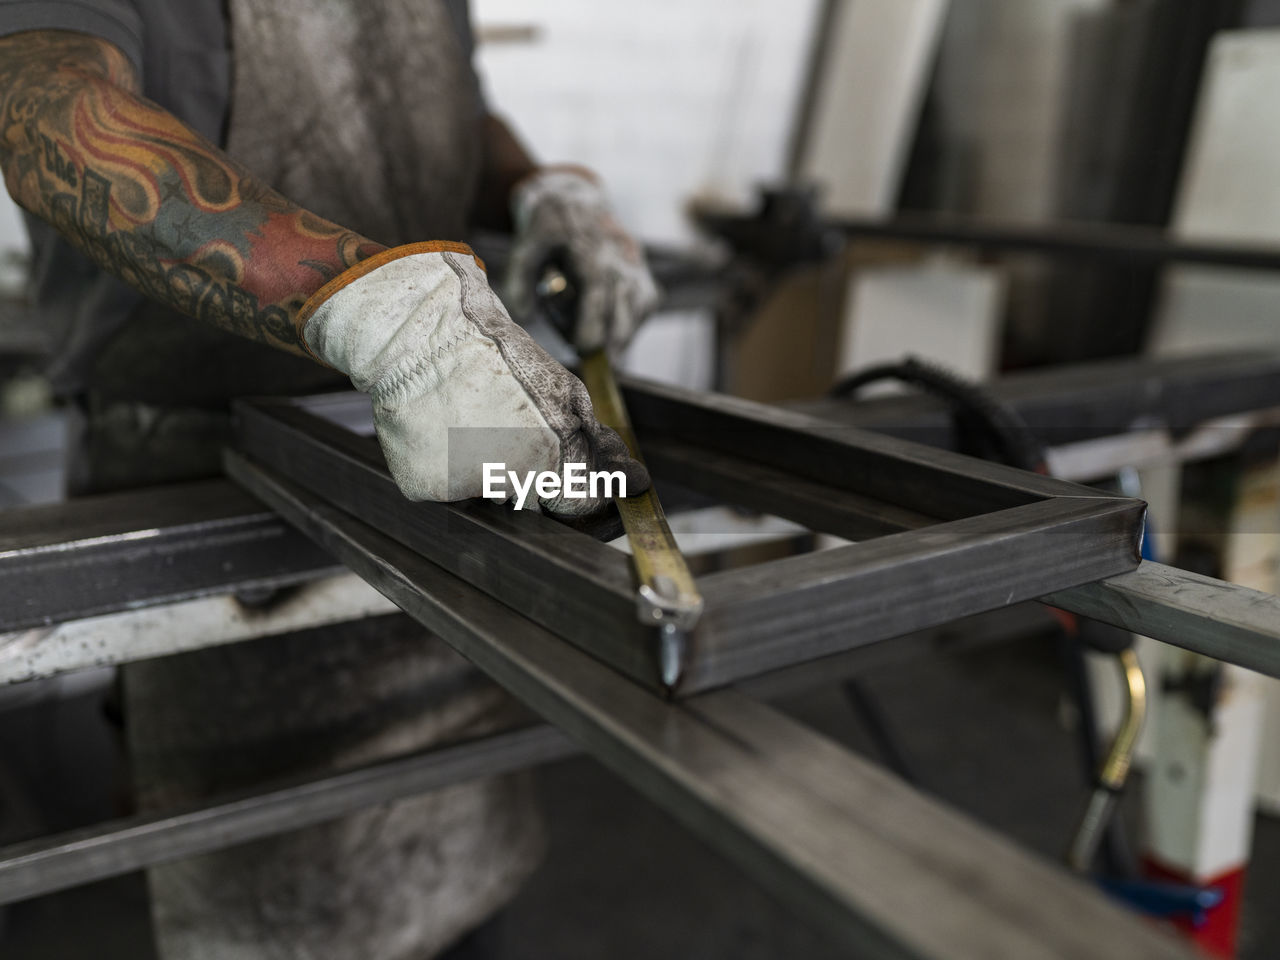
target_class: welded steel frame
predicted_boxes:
[207,454,1197,960]
[8,352,1274,645]
[229,377,1146,695]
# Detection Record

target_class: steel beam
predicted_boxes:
[642,435,935,539]
[620,377,1123,519]
[1048,561,1280,680]
[687,497,1142,691]
[224,451,1194,960]
[0,573,397,685]
[0,479,338,633]
[828,212,1280,271]
[696,205,1280,272]
[0,724,572,905]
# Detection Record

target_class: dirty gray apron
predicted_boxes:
[76,3,545,958]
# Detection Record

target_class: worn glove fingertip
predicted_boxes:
[615,456,651,497]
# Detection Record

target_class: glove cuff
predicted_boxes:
[510,165,606,227]
[296,241,485,361]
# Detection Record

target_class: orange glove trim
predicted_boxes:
[296,241,486,344]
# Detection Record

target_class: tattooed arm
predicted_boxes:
[0,30,385,358]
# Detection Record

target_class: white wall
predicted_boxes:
[0,193,28,259]
[471,0,821,245]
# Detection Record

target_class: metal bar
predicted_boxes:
[829,213,1280,271]
[231,399,658,688]
[284,353,1280,478]
[0,724,572,905]
[697,207,1280,271]
[2,353,1258,633]
[284,381,1102,517]
[1,573,397,686]
[643,435,936,538]
[0,479,339,633]
[226,451,1194,960]
[685,497,1143,691]
[621,377,1121,519]
[1047,561,1280,681]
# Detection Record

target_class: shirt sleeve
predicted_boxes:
[0,0,143,77]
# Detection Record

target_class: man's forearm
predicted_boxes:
[0,31,384,358]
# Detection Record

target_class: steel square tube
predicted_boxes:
[0,479,338,632]
[828,212,1280,271]
[288,382,1108,517]
[686,497,1143,690]
[697,206,1280,272]
[620,377,1125,519]
[642,435,935,538]
[232,398,656,685]
[225,451,1193,960]
[1048,561,1280,680]
[0,724,572,905]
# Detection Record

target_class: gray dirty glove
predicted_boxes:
[506,167,660,354]
[298,241,649,516]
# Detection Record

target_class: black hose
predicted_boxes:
[830,356,1048,473]
[832,356,1136,876]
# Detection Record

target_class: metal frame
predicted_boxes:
[229,378,1145,695]
[202,455,1198,960]
[6,352,1270,640]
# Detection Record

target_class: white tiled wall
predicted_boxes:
[472,0,821,245]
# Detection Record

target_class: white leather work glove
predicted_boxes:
[297,241,649,517]
[505,167,660,354]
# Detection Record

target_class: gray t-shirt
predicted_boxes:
[0,0,480,397]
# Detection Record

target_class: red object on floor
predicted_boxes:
[1143,856,1247,959]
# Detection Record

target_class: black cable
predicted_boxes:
[832,356,1136,877]
[830,356,1048,473]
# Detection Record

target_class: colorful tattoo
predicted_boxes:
[0,31,384,356]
